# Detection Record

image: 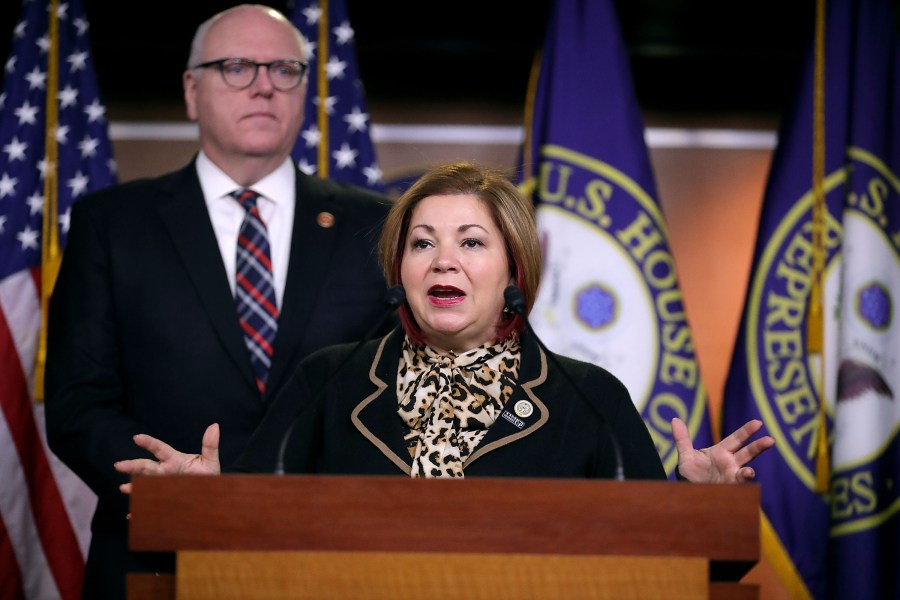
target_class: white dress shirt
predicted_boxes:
[196,151,295,310]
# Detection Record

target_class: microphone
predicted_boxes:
[504,285,626,481]
[274,284,406,475]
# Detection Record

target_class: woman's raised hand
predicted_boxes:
[672,417,774,484]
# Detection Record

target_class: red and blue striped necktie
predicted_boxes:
[232,188,279,395]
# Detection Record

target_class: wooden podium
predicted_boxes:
[127,475,760,600]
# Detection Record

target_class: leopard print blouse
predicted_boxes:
[397,333,521,478]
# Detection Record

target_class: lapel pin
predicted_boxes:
[317,212,335,228]
[514,399,534,418]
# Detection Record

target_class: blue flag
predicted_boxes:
[722,0,900,597]
[521,0,713,476]
[0,0,114,598]
[287,0,384,193]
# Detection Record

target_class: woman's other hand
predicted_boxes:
[672,417,774,484]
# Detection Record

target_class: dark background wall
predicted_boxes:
[1,0,813,116]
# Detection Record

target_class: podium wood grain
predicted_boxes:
[128,475,760,599]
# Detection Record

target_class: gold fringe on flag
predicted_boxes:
[34,0,61,402]
[809,0,830,494]
[317,0,330,178]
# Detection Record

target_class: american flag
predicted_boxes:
[287,0,385,193]
[0,0,115,598]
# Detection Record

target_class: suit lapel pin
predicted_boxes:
[317,212,335,228]
[514,399,534,418]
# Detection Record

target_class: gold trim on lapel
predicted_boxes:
[350,335,411,474]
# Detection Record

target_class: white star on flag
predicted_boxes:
[15,101,39,125]
[333,22,353,45]
[3,136,28,161]
[26,192,44,215]
[332,142,358,169]
[78,134,99,158]
[343,107,369,133]
[17,225,40,251]
[67,50,88,71]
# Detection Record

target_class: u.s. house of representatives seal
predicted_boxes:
[529,145,708,472]
[743,147,899,535]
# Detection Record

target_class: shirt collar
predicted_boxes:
[195,151,296,207]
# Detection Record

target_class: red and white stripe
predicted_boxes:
[0,269,96,600]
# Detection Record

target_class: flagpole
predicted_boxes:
[35,0,61,402]
[809,0,830,494]
[317,0,330,178]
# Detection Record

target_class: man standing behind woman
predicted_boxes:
[44,5,393,598]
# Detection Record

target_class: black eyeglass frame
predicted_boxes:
[190,58,309,91]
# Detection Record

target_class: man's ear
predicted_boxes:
[183,70,199,122]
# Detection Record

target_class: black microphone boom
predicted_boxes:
[273,284,405,475]
[503,285,626,481]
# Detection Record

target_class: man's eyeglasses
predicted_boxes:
[190,58,309,91]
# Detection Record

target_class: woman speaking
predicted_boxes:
[115,161,772,485]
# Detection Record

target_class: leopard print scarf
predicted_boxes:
[397,333,521,478]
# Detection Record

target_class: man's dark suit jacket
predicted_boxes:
[44,160,394,598]
[233,327,668,481]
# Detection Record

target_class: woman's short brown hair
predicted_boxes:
[378,161,542,344]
